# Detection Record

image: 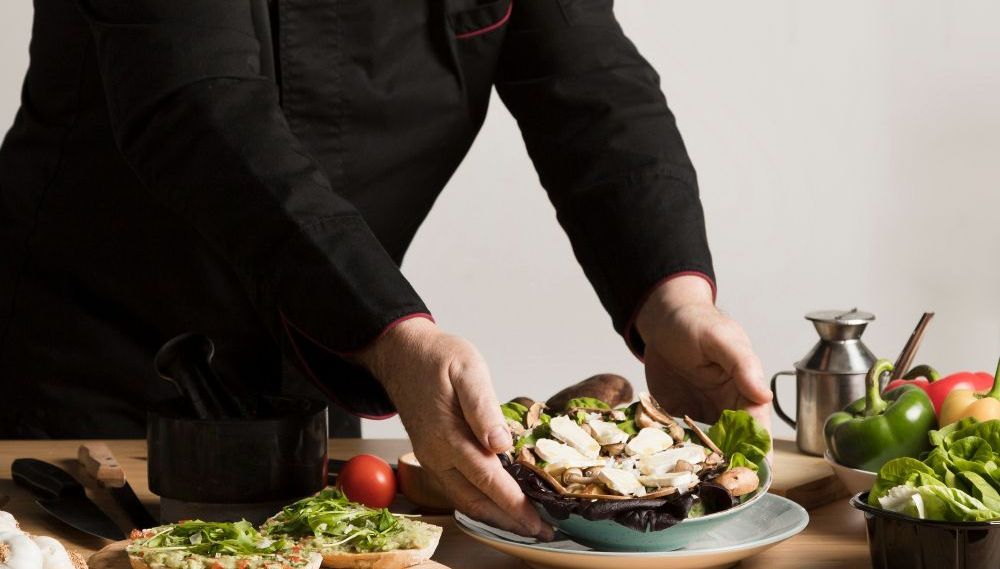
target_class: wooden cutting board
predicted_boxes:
[89,541,451,569]
[768,439,850,510]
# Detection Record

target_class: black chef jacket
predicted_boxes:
[0,0,715,438]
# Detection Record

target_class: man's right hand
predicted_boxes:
[355,317,551,539]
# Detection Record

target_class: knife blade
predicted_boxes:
[78,442,158,530]
[12,458,126,541]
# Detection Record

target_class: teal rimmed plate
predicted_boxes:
[455,492,808,569]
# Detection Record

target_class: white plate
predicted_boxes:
[454,493,809,569]
[824,451,877,496]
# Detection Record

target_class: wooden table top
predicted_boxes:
[0,439,873,568]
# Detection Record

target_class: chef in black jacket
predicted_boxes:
[0,0,772,536]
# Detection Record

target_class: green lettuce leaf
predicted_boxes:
[869,457,945,506]
[616,419,637,436]
[514,422,552,452]
[929,417,978,448]
[707,410,771,469]
[500,401,529,425]
[911,486,998,522]
[727,452,757,472]
[564,397,611,411]
[958,471,1000,512]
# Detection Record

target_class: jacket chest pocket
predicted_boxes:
[444,0,512,107]
[448,0,512,39]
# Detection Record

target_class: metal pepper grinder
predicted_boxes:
[770,309,878,456]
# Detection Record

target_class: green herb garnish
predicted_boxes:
[263,488,404,553]
[138,520,286,556]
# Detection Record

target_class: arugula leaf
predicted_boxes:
[263,487,404,553]
[139,520,286,556]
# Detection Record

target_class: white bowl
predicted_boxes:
[824,451,877,495]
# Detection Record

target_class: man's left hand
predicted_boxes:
[634,276,772,427]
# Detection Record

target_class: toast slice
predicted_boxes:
[127,552,322,569]
[262,488,442,569]
[313,523,440,568]
[126,521,319,569]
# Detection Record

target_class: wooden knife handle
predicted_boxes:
[78,442,126,488]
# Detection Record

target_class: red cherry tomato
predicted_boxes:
[337,454,397,508]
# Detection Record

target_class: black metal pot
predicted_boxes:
[851,491,1000,569]
[148,396,328,522]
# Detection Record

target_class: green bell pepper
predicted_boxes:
[824,359,937,472]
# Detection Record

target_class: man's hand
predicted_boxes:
[635,276,772,427]
[355,317,551,539]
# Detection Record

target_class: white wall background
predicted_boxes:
[2,1,998,440]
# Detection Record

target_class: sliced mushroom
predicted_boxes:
[583,466,604,478]
[506,419,526,438]
[526,402,546,429]
[643,486,679,499]
[602,442,626,456]
[581,423,597,438]
[609,409,627,422]
[705,452,725,466]
[516,446,536,465]
[712,467,759,497]
[672,459,695,473]
[634,405,658,430]
[683,415,724,456]
[562,467,601,486]
[510,396,535,408]
[517,461,569,495]
[565,483,587,494]
[639,393,685,440]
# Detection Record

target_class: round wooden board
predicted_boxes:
[88,541,450,569]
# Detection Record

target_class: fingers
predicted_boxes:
[451,444,552,539]
[436,467,533,535]
[704,322,773,405]
[449,350,512,453]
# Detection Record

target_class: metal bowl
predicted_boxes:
[851,491,1000,569]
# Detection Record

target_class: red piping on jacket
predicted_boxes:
[454,1,513,40]
[279,309,435,420]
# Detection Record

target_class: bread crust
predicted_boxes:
[317,529,440,569]
[128,554,151,569]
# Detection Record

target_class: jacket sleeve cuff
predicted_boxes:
[280,311,435,419]
[623,271,717,361]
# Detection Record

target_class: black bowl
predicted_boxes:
[851,491,1000,569]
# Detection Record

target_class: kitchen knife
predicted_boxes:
[78,442,158,530]
[11,458,126,541]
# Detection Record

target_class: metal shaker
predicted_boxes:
[771,309,877,456]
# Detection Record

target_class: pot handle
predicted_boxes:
[770,371,797,429]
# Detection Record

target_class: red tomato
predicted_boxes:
[337,454,397,508]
